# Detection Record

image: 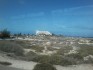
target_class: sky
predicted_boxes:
[0,0,93,37]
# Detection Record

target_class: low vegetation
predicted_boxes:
[26,53,76,66]
[0,34,93,66]
[15,40,30,49]
[0,61,12,66]
[77,44,93,57]
[33,63,57,70]
[30,45,44,52]
[25,51,38,61]
[65,53,83,64]
[0,29,10,39]
[47,47,58,51]
[84,57,93,64]
[66,53,83,60]
[0,41,24,56]
[57,46,73,55]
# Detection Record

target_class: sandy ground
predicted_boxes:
[55,64,93,70]
[0,65,24,70]
[0,54,93,70]
[0,54,37,70]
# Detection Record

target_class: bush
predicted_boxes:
[0,29,10,39]
[33,63,57,70]
[66,53,83,60]
[60,58,76,66]
[30,54,75,66]
[77,44,93,57]
[0,61,12,66]
[49,55,75,66]
[65,53,83,64]
[25,51,38,61]
[30,45,44,52]
[31,55,50,63]
[57,46,72,55]
[84,56,93,64]
[47,47,57,51]
[51,55,62,64]
[84,57,93,64]
[0,41,24,56]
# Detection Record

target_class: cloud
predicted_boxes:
[69,5,93,10]
[53,23,93,31]
[11,12,45,19]
[28,12,44,17]
[63,26,93,31]
[73,26,93,30]
[53,24,67,29]
[52,9,63,14]
[51,5,93,16]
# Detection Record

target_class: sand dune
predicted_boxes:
[0,55,37,70]
[0,65,24,70]
[0,54,93,70]
[55,64,93,70]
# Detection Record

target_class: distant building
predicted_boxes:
[36,30,52,36]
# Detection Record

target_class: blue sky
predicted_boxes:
[0,0,93,37]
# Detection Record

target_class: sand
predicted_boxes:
[0,54,93,70]
[0,65,24,70]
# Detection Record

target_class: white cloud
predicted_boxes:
[52,9,63,14]
[11,12,45,19]
[28,12,44,17]
[69,5,93,11]
[53,23,93,31]
[51,5,93,16]
[53,24,67,29]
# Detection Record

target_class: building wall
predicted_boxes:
[36,30,52,36]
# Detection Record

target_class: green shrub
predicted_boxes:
[67,53,83,60]
[31,55,50,63]
[26,51,36,56]
[65,53,83,64]
[47,47,57,51]
[30,45,44,52]
[57,46,72,55]
[15,40,30,49]
[48,55,74,66]
[30,54,75,66]
[60,58,76,66]
[33,63,57,70]
[48,55,62,65]
[0,41,24,56]
[25,51,38,61]
[0,61,12,66]
[77,44,93,57]
[84,56,93,64]
[0,29,10,39]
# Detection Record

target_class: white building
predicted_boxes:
[36,30,52,36]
